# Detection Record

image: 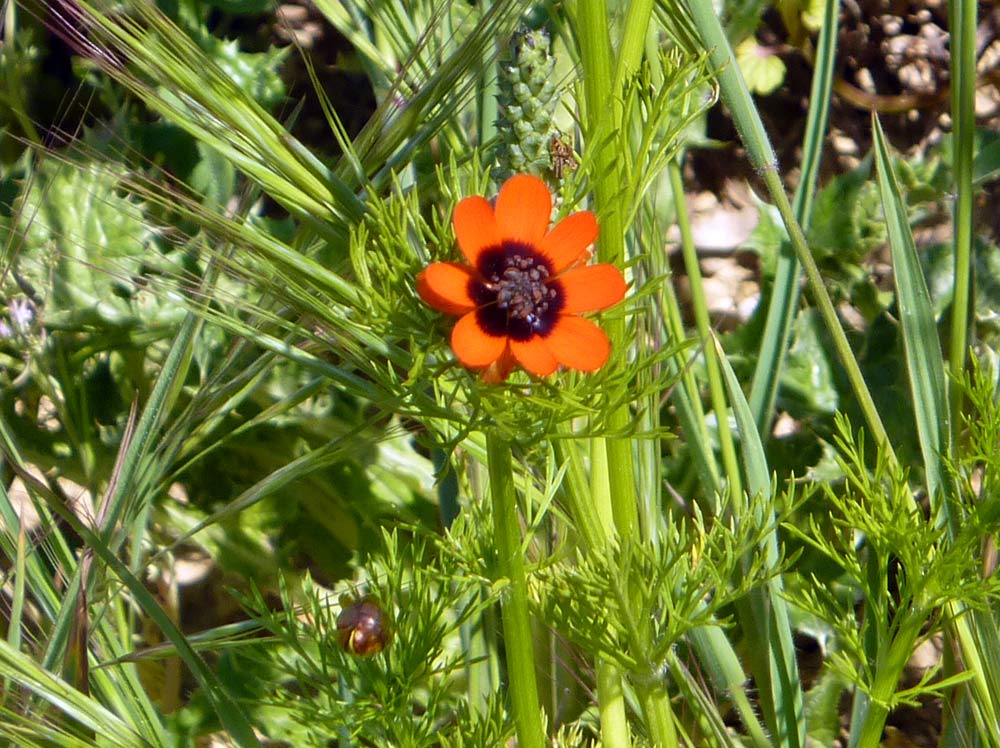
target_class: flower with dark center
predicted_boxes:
[417,174,626,381]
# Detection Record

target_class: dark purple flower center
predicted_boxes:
[469,242,564,341]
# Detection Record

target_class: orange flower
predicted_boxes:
[417,174,626,382]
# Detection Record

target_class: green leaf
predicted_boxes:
[740,196,786,277]
[735,38,785,96]
[780,309,839,417]
[804,669,850,746]
[807,157,883,262]
[722,0,770,43]
[9,161,183,328]
[973,135,1000,185]
[196,36,287,109]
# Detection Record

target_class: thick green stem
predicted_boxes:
[639,683,678,748]
[573,2,641,745]
[597,660,631,748]
[854,613,926,748]
[587,436,634,748]
[573,2,685,744]
[486,432,545,748]
[855,700,890,748]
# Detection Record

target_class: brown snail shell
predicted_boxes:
[336,598,392,656]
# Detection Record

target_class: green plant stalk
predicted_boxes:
[854,613,927,748]
[577,2,690,743]
[941,4,1000,740]
[747,0,837,433]
[639,683,678,747]
[575,1,682,742]
[571,0,639,538]
[588,436,635,748]
[574,0,638,537]
[947,0,977,441]
[486,432,545,748]
[613,0,656,91]
[685,0,896,468]
[669,161,743,501]
[573,3,637,743]
[554,436,631,748]
[597,659,632,748]
[477,0,498,149]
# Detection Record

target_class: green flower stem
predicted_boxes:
[597,659,632,748]
[854,613,926,748]
[555,437,631,748]
[589,437,618,536]
[477,0,498,148]
[614,0,656,91]
[486,431,545,748]
[554,437,613,549]
[639,683,678,748]
[574,3,681,745]
[587,436,634,748]
[575,0,638,540]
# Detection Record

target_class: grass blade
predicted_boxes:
[947,0,977,434]
[871,115,952,520]
[747,0,838,433]
[683,0,896,467]
[716,334,805,748]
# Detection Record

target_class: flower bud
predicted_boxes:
[493,26,563,183]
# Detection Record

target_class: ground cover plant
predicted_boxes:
[2,0,1000,746]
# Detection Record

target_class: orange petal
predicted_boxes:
[538,211,598,272]
[544,316,611,372]
[482,346,516,383]
[495,174,551,244]
[558,264,627,313]
[511,337,558,377]
[451,311,507,368]
[417,263,477,315]
[454,196,500,265]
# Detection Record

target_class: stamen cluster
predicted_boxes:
[473,244,564,340]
